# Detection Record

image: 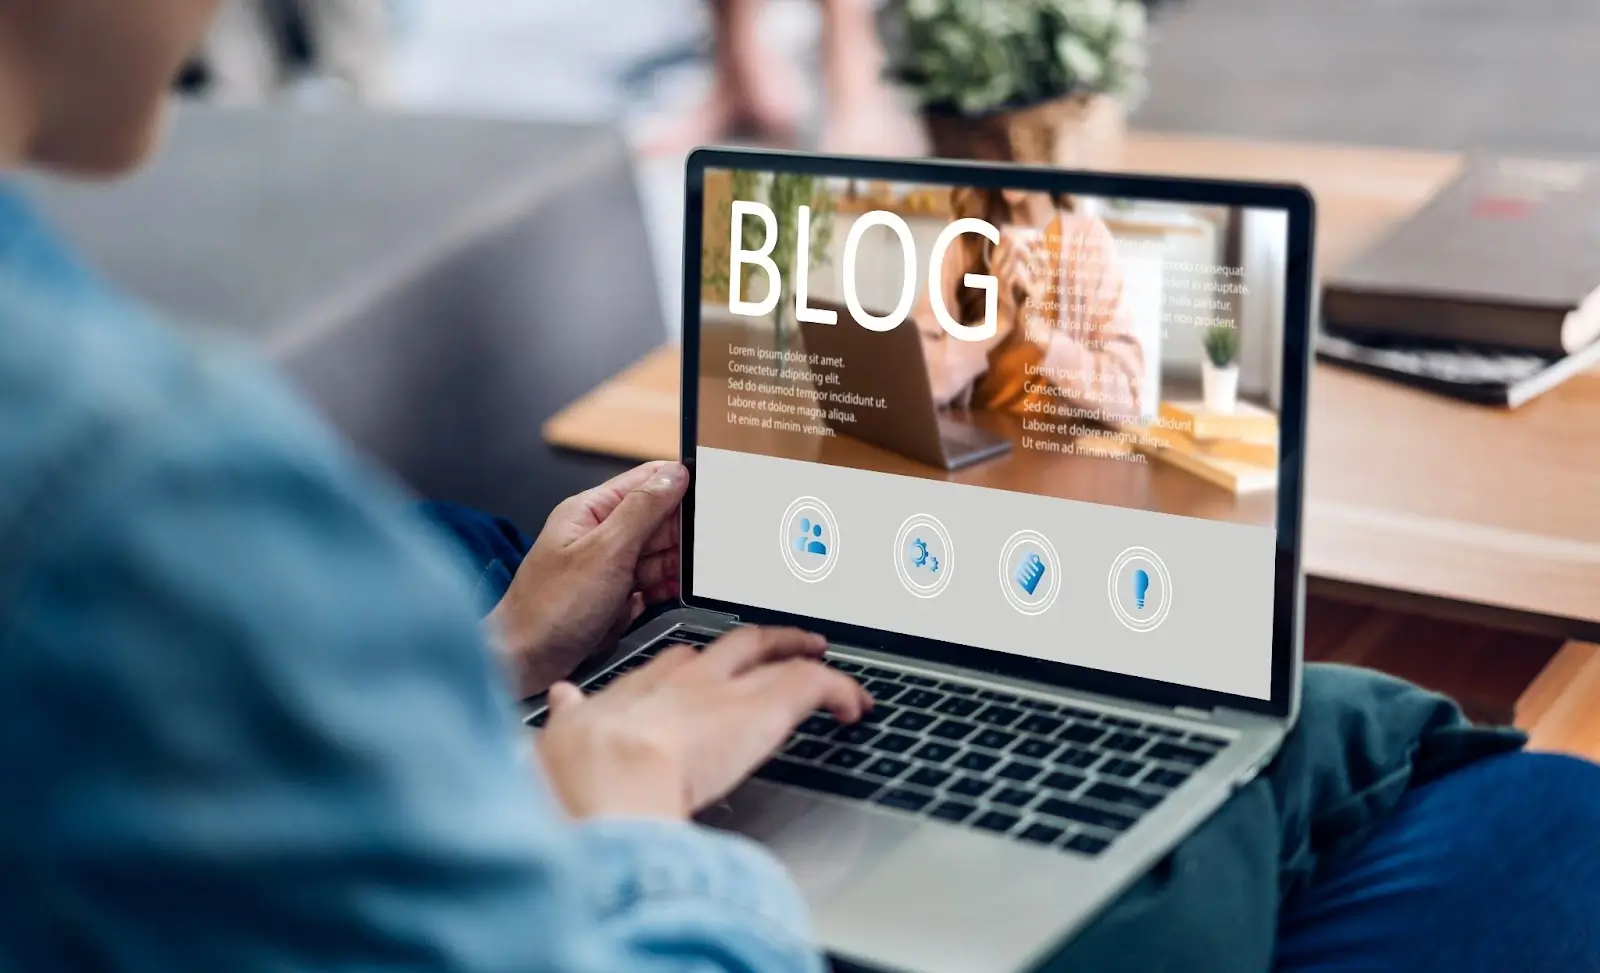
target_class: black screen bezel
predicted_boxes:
[678,147,1315,719]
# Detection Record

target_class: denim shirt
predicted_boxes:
[0,185,820,973]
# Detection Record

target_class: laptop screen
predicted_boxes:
[688,160,1299,702]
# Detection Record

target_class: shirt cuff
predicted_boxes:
[572,816,814,943]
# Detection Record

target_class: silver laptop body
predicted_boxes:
[530,150,1315,973]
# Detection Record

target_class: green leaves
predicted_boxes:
[1201,324,1241,368]
[885,0,1148,116]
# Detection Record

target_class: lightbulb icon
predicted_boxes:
[1133,569,1150,611]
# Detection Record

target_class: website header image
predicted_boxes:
[697,167,1292,529]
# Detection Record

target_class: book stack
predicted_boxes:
[1129,400,1279,495]
[1320,155,1600,407]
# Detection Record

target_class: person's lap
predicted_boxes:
[421,502,1600,972]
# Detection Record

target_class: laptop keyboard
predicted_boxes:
[528,627,1231,858]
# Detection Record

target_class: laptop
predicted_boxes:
[530,150,1315,973]
[798,298,1013,470]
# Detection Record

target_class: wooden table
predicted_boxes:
[546,133,1600,641]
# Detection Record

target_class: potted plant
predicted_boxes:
[882,0,1148,168]
[1200,323,1241,414]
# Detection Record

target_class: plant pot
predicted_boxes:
[1202,360,1240,414]
[923,93,1127,169]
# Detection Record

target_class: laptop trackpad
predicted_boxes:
[702,781,919,901]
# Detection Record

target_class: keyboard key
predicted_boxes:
[1145,768,1191,790]
[1085,782,1161,812]
[1062,833,1111,856]
[1185,733,1229,751]
[948,776,994,798]
[939,682,979,696]
[973,811,1021,834]
[935,696,982,717]
[876,733,918,754]
[784,738,831,760]
[834,724,880,746]
[1018,714,1065,735]
[929,800,977,823]
[863,680,906,703]
[1100,758,1146,779]
[756,759,880,800]
[1103,716,1144,729]
[830,660,864,674]
[1103,732,1151,754]
[1041,771,1087,793]
[861,705,898,726]
[888,711,937,732]
[913,741,959,763]
[1147,724,1184,738]
[975,705,1025,727]
[864,757,911,779]
[954,751,1000,773]
[1056,748,1101,770]
[1058,723,1106,745]
[1017,698,1057,712]
[862,666,900,680]
[824,748,870,770]
[930,719,978,742]
[1037,798,1137,833]
[898,689,943,710]
[992,787,1036,808]
[876,788,933,813]
[978,690,1019,703]
[972,729,1017,750]
[799,714,838,736]
[908,767,952,790]
[997,761,1044,783]
[1014,738,1061,761]
[1148,742,1216,768]
[902,675,938,687]
[1058,706,1102,722]
[1019,822,1066,845]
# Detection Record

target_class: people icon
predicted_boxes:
[794,517,828,557]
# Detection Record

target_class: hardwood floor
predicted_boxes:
[1304,596,1600,762]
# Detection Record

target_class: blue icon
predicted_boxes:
[794,517,828,557]
[1015,552,1047,596]
[909,537,940,574]
[1133,569,1150,610]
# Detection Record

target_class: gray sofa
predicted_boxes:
[31,105,661,530]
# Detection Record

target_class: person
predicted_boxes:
[642,0,912,156]
[189,0,392,102]
[2,4,1598,973]
[916,186,1146,422]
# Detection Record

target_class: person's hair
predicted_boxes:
[945,187,1075,327]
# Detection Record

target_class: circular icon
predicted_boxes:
[893,514,955,599]
[1108,547,1172,632]
[780,497,840,583]
[997,530,1062,616]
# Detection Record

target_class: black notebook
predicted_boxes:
[1317,326,1600,408]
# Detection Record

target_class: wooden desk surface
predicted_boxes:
[545,133,1600,637]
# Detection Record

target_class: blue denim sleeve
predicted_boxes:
[0,345,820,973]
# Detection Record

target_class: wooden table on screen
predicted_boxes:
[545,133,1600,641]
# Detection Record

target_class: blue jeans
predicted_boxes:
[420,502,1600,972]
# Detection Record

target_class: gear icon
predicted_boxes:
[910,537,930,568]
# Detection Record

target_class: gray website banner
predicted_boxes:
[693,446,1277,700]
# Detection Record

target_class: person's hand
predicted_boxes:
[488,461,687,699]
[993,230,1045,317]
[536,627,873,820]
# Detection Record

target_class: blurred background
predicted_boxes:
[31,0,1600,757]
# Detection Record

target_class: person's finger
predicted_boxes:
[636,549,677,593]
[700,626,826,678]
[642,578,679,606]
[641,514,680,557]
[546,681,585,716]
[568,461,676,530]
[745,659,872,730]
[591,464,689,560]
